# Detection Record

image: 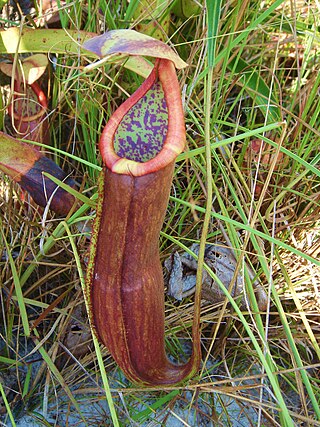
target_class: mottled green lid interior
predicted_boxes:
[114,82,168,162]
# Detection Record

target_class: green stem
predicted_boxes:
[194,67,214,342]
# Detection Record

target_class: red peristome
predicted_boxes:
[99,58,186,176]
[30,82,48,109]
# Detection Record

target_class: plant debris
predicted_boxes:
[165,242,267,310]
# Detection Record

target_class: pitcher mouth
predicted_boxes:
[99,58,186,176]
[11,82,48,123]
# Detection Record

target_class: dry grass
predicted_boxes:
[1,0,320,426]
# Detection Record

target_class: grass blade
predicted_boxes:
[0,380,16,427]
[60,221,120,427]
[228,56,281,122]
[206,0,222,67]
[0,223,30,337]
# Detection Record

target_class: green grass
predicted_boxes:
[1,0,320,425]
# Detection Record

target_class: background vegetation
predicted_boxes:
[0,0,320,425]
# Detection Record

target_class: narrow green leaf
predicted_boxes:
[22,138,102,171]
[169,197,320,268]
[124,0,141,21]
[177,122,283,161]
[0,356,24,367]
[0,224,30,337]
[19,202,94,289]
[228,56,281,122]
[0,380,16,427]
[32,330,88,426]
[42,172,96,208]
[131,390,180,422]
[206,0,222,67]
[216,0,287,68]
[22,364,33,398]
[60,221,120,427]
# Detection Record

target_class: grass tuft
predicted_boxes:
[1,0,320,425]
